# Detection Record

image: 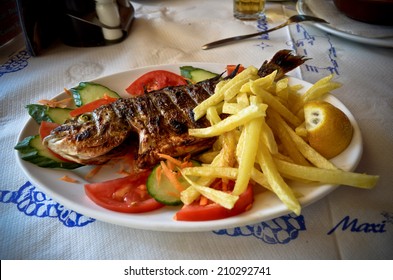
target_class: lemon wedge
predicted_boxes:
[304,101,353,159]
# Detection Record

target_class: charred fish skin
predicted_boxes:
[139,85,216,168]
[111,90,216,169]
[43,75,220,168]
[43,105,131,165]
[43,49,307,169]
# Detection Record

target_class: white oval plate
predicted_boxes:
[15,63,362,232]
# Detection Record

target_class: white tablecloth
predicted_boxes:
[1,0,392,260]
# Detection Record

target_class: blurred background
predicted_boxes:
[0,0,24,64]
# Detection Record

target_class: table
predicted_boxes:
[1,0,392,260]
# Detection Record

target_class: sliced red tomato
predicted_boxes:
[70,95,118,117]
[174,183,254,221]
[226,64,245,76]
[126,70,188,96]
[39,121,73,162]
[39,121,59,139]
[84,171,165,213]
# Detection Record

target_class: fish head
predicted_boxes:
[43,105,130,165]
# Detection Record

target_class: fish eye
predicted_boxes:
[78,113,92,123]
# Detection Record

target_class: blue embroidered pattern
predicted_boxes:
[256,15,272,50]
[0,50,31,77]
[214,214,306,244]
[381,211,393,224]
[255,17,339,75]
[292,24,339,75]
[4,181,306,240]
[0,181,95,227]
[257,15,269,40]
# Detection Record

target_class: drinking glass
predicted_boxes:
[233,0,265,20]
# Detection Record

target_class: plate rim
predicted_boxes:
[15,62,363,232]
[296,0,393,48]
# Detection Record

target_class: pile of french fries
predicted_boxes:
[180,66,379,215]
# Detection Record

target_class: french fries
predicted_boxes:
[182,174,239,209]
[257,140,301,215]
[193,66,259,120]
[188,103,267,137]
[180,67,379,215]
[232,114,263,195]
[274,159,379,189]
[290,74,342,116]
[267,109,337,170]
[251,82,302,127]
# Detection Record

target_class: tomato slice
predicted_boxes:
[126,70,188,96]
[70,95,118,117]
[226,64,245,76]
[39,121,59,139]
[39,121,74,162]
[174,183,254,221]
[84,171,165,213]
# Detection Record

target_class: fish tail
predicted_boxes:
[258,49,308,80]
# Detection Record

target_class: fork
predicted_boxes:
[202,14,328,50]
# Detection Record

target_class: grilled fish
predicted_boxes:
[44,50,307,169]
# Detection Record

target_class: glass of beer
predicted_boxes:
[233,0,265,20]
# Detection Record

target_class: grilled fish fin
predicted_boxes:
[258,49,308,80]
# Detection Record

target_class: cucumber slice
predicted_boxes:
[180,66,218,83]
[147,161,200,206]
[26,105,72,125]
[15,135,82,169]
[70,82,120,107]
